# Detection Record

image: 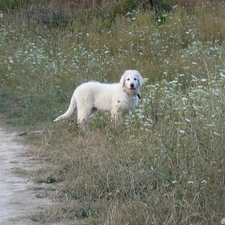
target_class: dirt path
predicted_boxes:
[0,127,58,225]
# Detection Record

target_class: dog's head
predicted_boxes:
[120,70,144,95]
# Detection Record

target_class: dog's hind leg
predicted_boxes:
[77,106,93,131]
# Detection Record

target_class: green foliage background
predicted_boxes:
[0,0,225,224]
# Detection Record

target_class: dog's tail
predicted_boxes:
[54,93,77,122]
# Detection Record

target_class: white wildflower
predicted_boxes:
[185,118,191,123]
[8,57,14,64]
[220,72,225,79]
[221,218,225,225]
[188,181,194,184]
[169,80,178,84]
[213,132,220,136]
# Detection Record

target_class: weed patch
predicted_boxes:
[1,1,225,224]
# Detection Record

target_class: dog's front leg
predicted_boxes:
[111,109,123,124]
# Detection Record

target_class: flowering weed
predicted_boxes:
[0,2,225,224]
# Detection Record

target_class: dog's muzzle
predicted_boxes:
[129,83,136,93]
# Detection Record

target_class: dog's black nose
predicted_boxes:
[130,83,134,88]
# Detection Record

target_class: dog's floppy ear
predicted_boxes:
[138,73,144,87]
[120,71,127,87]
[133,70,144,87]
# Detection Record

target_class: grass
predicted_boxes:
[1,1,225,224]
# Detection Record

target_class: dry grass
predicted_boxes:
[1,1,225,224]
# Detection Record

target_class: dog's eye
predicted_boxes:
[127,78,130,81]
[134,78,137,80]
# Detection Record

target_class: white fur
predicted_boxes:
[54,70,144,129]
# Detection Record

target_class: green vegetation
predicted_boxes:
[1,0,225,224]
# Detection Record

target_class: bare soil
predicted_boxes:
[0,127,61,225]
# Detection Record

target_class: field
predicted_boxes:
[1,0,225,224]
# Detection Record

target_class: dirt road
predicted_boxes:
[0,127,54,225]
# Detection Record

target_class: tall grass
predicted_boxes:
[1,1,225,224]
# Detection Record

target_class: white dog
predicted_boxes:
[54,70,144,129]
